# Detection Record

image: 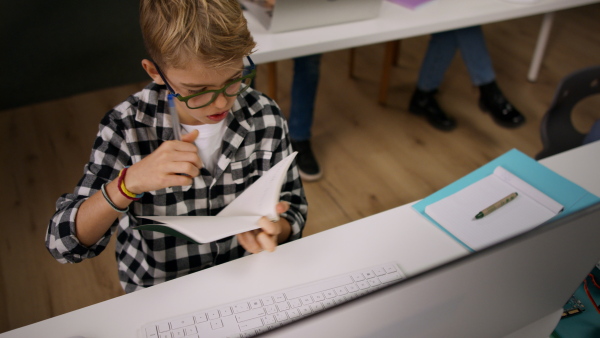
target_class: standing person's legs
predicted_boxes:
[456,26,525,128]
[454,26,496,86]
[289,54,323,181]
[410,30,459,131]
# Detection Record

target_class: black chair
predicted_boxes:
[536,65,600,160]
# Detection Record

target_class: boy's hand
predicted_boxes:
[237,202,292,254]
[124,129,202,193]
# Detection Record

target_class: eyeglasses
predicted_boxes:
[154,56,256,109]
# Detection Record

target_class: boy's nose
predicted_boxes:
[213,92,229,109]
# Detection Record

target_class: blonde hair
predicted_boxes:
[140,0,256,69]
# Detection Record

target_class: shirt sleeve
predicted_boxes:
[272,112,308,243]
[45,111,131,263]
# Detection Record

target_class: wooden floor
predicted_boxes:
[1,4,599,333]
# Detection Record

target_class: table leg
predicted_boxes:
[528,12,555,82]
[379,40,401,106]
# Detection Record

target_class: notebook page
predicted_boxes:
[424,167,562,251]
[217,151,297,220]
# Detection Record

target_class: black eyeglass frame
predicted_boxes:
[154,56,256,109]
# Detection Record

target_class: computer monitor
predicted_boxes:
[262,202,600,337]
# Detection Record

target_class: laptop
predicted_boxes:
[261,202,600,337]
[239,0,384,33]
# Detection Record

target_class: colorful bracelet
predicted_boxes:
[117,167,145,201]
[101,183,129,213]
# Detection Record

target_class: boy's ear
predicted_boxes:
[141,59,165,85]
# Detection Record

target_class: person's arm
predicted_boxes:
[234,98,307,253]
[74,130,202,246]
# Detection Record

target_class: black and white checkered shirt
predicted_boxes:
[46,82,307,293]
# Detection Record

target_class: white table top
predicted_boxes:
[2,141,598,338]
[247,0,600,63]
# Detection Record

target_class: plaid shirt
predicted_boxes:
[46,82,307,293]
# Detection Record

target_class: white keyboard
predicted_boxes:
[141,262,405,338]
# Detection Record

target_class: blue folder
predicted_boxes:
[412,149,600,251]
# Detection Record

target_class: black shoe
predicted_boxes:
[409,89,457,131]
[291,140,322,182]
[479,81,525,128]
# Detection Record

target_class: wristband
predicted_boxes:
[117,167,145,201]
[101,183,129,213]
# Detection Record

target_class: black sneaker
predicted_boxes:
[291,140,322,182]
[409,89,457,131]
[478,81,525,128]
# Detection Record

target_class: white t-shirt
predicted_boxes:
[181,120,227,175]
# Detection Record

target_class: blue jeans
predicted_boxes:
[417,26,496,91]
[288,54,322,141]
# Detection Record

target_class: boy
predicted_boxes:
[46,0,307,293]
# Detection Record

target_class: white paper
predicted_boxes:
[424,166,563,251]
[217,151,297,220]
[137,152,297,243]
[138,216,262,243]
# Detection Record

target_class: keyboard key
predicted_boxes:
[285,275,354,300]
[311,302,324,312]
[194,313,207,323]
[261,296,274,306]
[373,267,387,276]
[238,318,263,332]
[157,322,170,332]
[158,333,169,338]
[236,308,266,322]
[273,293,286,303]
[265,304,278,314]
[171,328,185,338]
[346,283,359,293]
[207,309,220,320]
[312,292,325,302]
[249,299,262,309]
[323,289,336,298]
[184,326,198,335]
[368,278,381,287]
[287,309,301,319]
[274,312,288,322]
[357,280,370,289]
[351,273,365,282]
[379,272,404,283]
[277,302,290,311]
[233,302,250,313]
[219,306,233,316]
[383,264,398,274]
[170,316,194,329]
[363,270,375,279]
[145,326,158,338]
[262,315,276,325]
[210,319,223,330]
[299,305,312,315]
[289,298,302,308]
[300,295,313,305]
[335,286,348,295]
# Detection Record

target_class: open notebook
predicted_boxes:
[424,166,563,251]
[413,149,599,252]
[135,152,297,243]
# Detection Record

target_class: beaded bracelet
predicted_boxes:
[117,167,145,201]
[101,183,129,213]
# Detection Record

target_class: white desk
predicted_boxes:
[2,141,598,337]
[247,0,599,82]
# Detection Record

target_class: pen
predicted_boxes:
[168,94,181,141]
[474,192,518,220]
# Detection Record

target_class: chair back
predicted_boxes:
[536,65,600,160]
